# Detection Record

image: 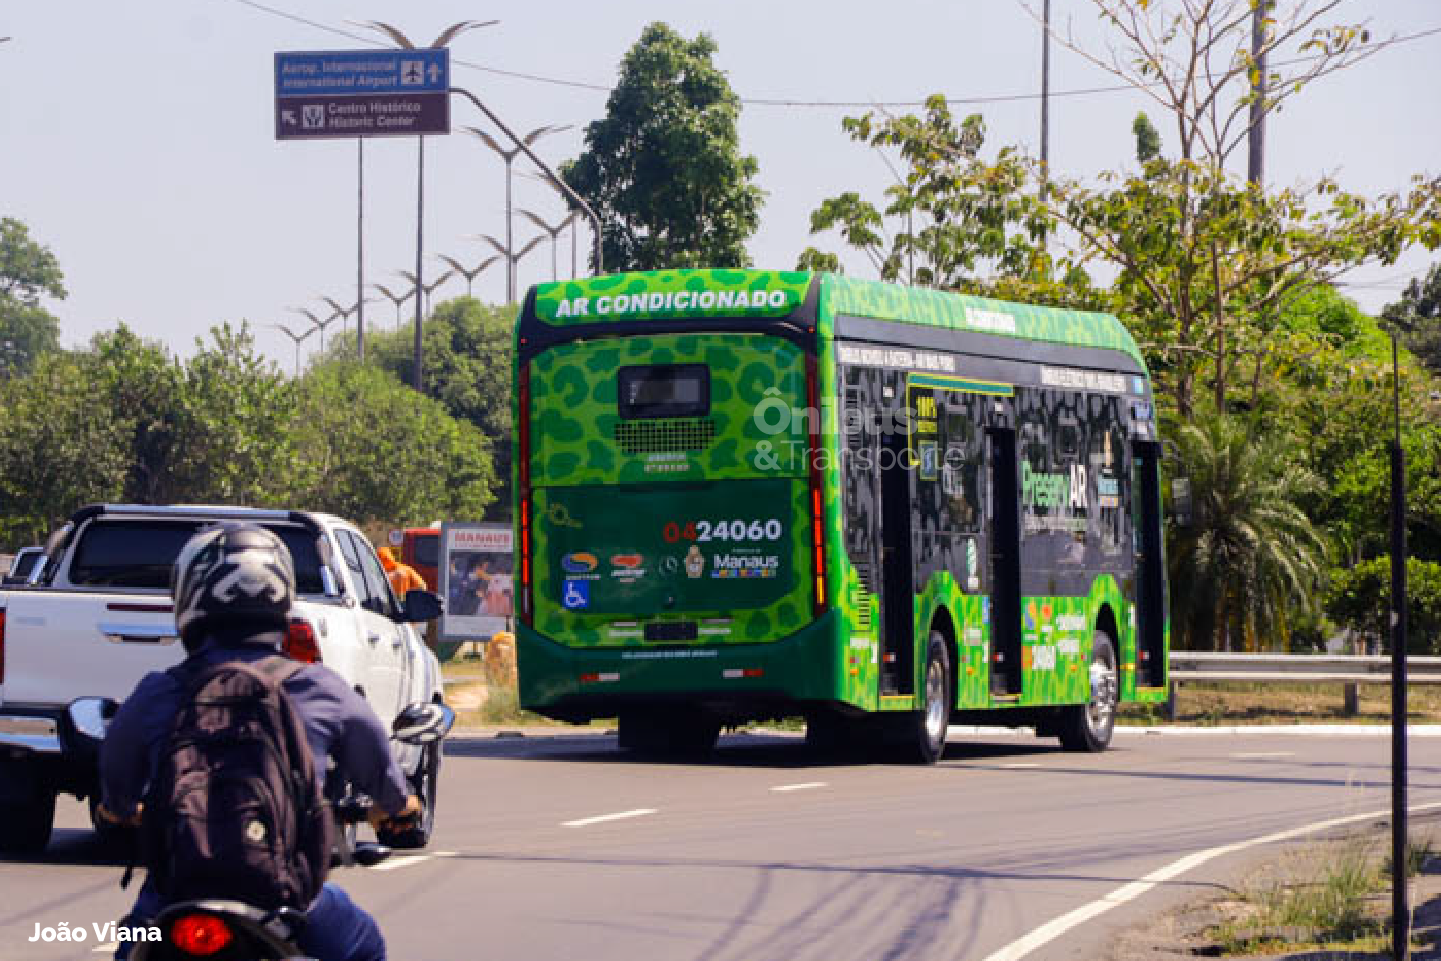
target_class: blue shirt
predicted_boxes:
[100,628,411,818]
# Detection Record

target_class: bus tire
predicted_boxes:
[1058,630,1118,752]
[900,633,951,765]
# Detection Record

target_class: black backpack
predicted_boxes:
[140,656,332,910]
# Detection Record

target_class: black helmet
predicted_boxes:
[172,523,295,642]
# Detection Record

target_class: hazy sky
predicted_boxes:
[3,1,1438,371]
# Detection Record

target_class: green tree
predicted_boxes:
[288,361,494,526]
[1327,557,1441,654]
[0,217,66,377]
[562,22,762,271]
[800,97,1061,295]
[0,351,129,544]
[1383,262,1441,377]
[1167,412,1329,651]
[88,323,299,506]
[1131,112,1160,165]
[331,297,516,519]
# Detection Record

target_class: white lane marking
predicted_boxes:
[770,781,828,792]
[1000,763,1040,769]
[947,724,1441,737]
[979,800,1441,961]
[1231,751,1295,759]
[371,849,457,872]
[563,808,658,828]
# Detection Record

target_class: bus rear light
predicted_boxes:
[805,353,829,615]
[283,618,322,664]
[518,363,534,624]
[580,672,619,684]
[722,668,764,679]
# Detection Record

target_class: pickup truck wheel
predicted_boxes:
[0,788,56,856]
[378,741,440,850]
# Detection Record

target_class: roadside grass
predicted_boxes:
[1205,832,1435,956]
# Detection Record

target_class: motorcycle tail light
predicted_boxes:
[170,913,234,955]
[283,618,322,664]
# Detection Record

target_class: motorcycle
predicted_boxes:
[129,701,455,961]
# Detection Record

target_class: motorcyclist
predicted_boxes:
[98,523,421,961]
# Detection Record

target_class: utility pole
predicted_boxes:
[1247,1,1268,186]
[1390,334,1410,961]
[357,139,365,360]
[1040,0,1052,199]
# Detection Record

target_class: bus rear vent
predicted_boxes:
[614,419,717,454]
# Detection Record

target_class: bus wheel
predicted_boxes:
[1058,630,1118,752]
[901,633,952,765]
[619,709,720,757]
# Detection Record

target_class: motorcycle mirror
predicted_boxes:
[392,702,455,745]
[67,697,119,741]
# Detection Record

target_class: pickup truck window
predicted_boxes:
[335,529,393,617]
[67,520,327,594]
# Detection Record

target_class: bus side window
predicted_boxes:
[942,402,981,533]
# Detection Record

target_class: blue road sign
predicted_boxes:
[275,49,450,140]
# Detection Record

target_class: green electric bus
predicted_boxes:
[513,269,1168,762]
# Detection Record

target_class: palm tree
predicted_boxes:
[1167,412,1329,652]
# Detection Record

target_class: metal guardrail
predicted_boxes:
[1169,652,1441,684]
[1167,652,1441,717]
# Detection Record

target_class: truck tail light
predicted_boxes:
[283,618,322,664]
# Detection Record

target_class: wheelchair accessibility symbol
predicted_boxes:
[562,579,591,610]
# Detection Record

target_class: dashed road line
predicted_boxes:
[770,781,828,792]
[371,849,457,872]
[1231,751,1296,759]
[563,808,658,828]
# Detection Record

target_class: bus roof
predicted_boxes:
[526,269,1145,370]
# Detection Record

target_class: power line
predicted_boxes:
[223,0,1441,109]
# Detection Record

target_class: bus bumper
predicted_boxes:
[517,610,843,722]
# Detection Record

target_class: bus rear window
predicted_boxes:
[618,364,709,419]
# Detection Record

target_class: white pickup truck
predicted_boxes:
[0,504,447,855]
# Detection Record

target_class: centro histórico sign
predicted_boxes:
[274,49,450,141]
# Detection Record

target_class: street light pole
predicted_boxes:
[465,124,569,300]
[475,234,545,296]
[352,19,497,392]
[519,209,577,281]
[451,86,602,276]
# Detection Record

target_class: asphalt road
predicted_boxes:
[2,727,1439,961]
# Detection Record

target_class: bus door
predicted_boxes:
[984,426,1023,697]
[1131,440,1167,686]
[878,427,916,696]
